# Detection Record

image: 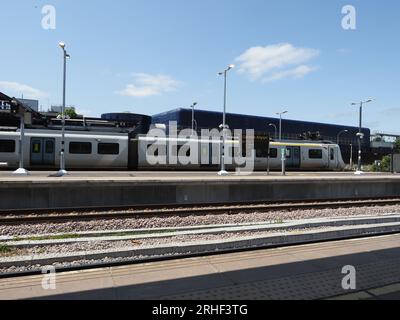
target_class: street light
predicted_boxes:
[276,110,288,141]
[55,41,70,177]
[337,130,349,144]
[12,99,29,175]
[217,64,235,176]
[351,98,374,174]
[268,123,278,140]
[190,102,198,134]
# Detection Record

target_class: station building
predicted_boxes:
[152,108,372,164]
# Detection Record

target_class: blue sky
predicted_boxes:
[1,0,400,133]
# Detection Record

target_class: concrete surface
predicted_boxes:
[0,234,400,300]
[0,170,399,182]
[1,171,400,210]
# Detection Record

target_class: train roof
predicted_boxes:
[0,128,128,139]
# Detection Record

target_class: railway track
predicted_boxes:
[1,198,400,225]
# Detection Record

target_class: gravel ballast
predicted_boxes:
[1,205,400,237]
[1,205,400,275]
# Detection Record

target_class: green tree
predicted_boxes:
[58,107,77,119]
[371,155,391,172]
[64,108,77,119]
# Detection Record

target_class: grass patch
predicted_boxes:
[13,229,181,242]
[0,244,12,253]
[14,234,81,242]
[0,244,13,254]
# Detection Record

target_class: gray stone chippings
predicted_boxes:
[1,205,400,237]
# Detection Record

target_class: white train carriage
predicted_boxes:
[257,141,345,171]
[0,129,129,170]
[0,129,345,171]
[134,135,239,170]
[133,136,345,171]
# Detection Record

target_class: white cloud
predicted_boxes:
[235,43,320,82]
[0,81,48,99]
[117,73,182,97]
[337,48,352,55]
[263,65,317,83]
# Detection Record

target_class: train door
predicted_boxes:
[30,138,56,166]
[328,146,338,169]
[286,146,301,169]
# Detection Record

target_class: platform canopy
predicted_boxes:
[0,91,45,128]
[0,91,13,102]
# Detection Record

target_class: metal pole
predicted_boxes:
[357,103,362,172]
[61,49,66,171]
[191,105,194,133]
[13,105,29,175]
[19,114,24,169]
[221,70,226,172]
[217,65,234,176]
[350,143,353,171]
[267,135,270,175]
[279,114,282,141]
[56,44,68,177]
[269,124,277,140]
[219,70,228,176]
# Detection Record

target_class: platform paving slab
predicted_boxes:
[1,234,399,300]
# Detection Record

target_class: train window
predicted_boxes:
[0,140,15,153]
[45,140,54,154]
[330,149,335,161]
[286,148,291,158]
[98,143,119,155]
[269,148,278,158]
[32,142,41,154]
[69,142,92,154]
[254,140,269,158]
[309,149,323,159]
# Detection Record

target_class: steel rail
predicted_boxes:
[1,198,400,225]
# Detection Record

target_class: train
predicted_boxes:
[0,129,345,171]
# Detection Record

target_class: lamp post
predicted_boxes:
[351,99,373,174]
[191,102,197,134]
[276,111,288,175]
[268,123,278,140]
[276,111,288,141]
[217,64,235,176]
[55,42,70,177]
[266,124,276,176]
[12,100,29,175]
[337,130,349,144]
[350,143,353,171]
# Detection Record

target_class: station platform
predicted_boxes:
[0,170,399,182]
[0,171,400,210]
[1,234,399,300]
